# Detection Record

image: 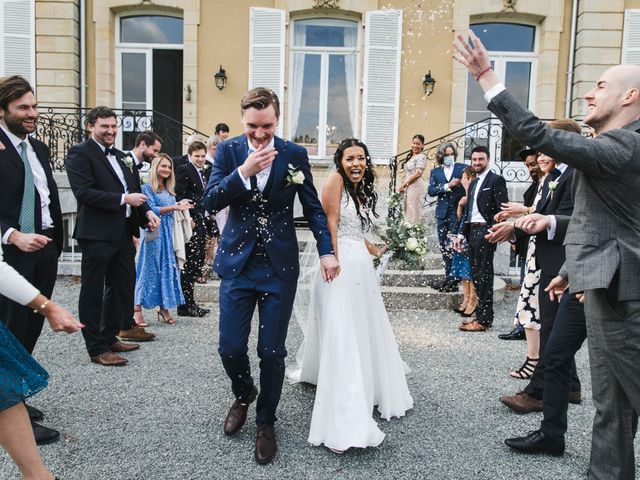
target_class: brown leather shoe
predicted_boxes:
[500,391,543,413]
[118,326,156,342]
[569,390,582,404]
[223,386,258,435]
[459,320,487,332]
[255,424,277,465]
[90,351,128,366]
[110,341,140,353]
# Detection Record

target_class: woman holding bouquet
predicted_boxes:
[288,138,413,454]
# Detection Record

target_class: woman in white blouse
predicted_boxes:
[0,249,82,480]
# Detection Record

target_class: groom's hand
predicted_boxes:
[239,144,278,178]
[320,255,340,283]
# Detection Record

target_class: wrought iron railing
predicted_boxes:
[35,107,207,170]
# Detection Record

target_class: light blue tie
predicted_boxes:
[18,141,36,233]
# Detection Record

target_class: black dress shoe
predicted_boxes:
[31,420,60,445]
[195,306,210,316]
[498,325,526,340]
[505,429,565,456]
[25,403,44,421]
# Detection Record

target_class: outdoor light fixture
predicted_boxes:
[214,65,227,91]
[423,71,436,96]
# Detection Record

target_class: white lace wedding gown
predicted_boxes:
[287,192,413,451]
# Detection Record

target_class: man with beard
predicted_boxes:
[0,76,64,444]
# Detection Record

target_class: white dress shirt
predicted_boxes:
[94,139,130,217]
[0,248,39,305]
[470,170,490,224]
[1,125,54,244]
[238,138,275,192]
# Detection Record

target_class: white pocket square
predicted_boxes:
[482,187,490,191]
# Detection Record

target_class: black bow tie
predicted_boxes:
[104,147,116,156]
[135,161,144,170]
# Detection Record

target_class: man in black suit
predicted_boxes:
[454,145,509,332]
[0,76,64,444]
[66,107,160,366]
[502,213,587,456]
[175,140,210,317]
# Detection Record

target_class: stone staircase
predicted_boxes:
[194,231,505,311]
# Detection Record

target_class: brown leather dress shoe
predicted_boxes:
[110,341,140,353]
[459,320,488,332]
[499,391,543,413]
[90,351,128,366]
[569,390,582,404]
[118,326,156,342]
[223,386,258,435]
[255,424,277,465]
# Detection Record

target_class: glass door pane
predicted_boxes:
[291,53,321,156]
[501,61,533,162]
[121,52,148,111]
[326,53,356,157]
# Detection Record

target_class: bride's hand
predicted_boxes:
[320,254,340,283]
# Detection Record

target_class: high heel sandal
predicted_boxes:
[460,306,477,317]
[453,304,467,314]
[510,357,539,380]
[156,307,176,325]
[133,305,149,327]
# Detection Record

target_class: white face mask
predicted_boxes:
[443,155,454,166]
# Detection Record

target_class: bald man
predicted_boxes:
[455,32,640,478]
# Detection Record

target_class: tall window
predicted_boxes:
[288,18,359,158]
[116,15,184,154]
[466,23,537,162]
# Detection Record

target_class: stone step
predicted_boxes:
[194,276,505,311]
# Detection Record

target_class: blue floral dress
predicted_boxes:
[0,322,49,410]
[134,184,185,309]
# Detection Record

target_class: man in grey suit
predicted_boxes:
[455,31,640,479]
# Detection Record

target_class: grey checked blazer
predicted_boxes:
[488,90,640,301]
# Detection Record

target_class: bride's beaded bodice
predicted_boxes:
[337,191,365,241]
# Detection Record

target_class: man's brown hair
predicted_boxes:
[188,140,206,155]
[240,87,280,118]
[135,130,163,148]
[0,75,34,112]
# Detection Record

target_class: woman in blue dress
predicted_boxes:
[134,154,192,325]
[0,249,82,479]
[450,167,477,316]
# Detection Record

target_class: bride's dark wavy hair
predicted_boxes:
[333,138,379,229]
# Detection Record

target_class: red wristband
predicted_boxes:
[476,66,492,81]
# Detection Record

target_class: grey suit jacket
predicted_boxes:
[488,90,640,301]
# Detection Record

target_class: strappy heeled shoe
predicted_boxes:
[453,304,467,314]
[156,307,176,325]
[510,357,539,380]
[133,305,149,327]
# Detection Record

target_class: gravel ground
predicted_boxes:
[1,277,637,479]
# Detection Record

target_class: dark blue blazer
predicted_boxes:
[427,163,466,219]
[204,135,333,281]
[458,170,509,237]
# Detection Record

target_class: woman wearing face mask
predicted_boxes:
[397,134,428,224]
[427,143,466,291]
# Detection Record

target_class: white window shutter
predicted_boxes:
[622,9,640,64]
[249,7,285,137]
[1,0,35,83]
[361,9,402,164]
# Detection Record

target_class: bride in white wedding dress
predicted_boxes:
[287,138,413,453]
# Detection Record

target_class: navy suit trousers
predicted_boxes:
[218,253,297,425]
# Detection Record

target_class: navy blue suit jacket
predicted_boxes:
[204,135,333,281]
[427,163,466,219]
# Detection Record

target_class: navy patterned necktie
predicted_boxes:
[18,141,36,233]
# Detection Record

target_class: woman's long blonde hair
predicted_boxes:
[148,153,176,195]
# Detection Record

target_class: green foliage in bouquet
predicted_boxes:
[383,193,428,270]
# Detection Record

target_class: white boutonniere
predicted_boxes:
[286,163,305,186]
[548,181,558,192]
[122,155,134,170]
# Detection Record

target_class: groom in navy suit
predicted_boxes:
[204,88,339,464]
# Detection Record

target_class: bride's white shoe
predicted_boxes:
[327,446,346,455]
